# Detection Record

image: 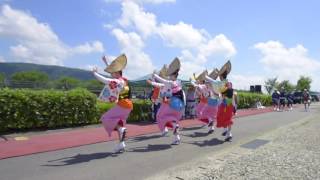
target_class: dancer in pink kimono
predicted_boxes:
[191,70,209,122]
[152,58,185,145]
[93,54,133,153]
[147,65,170,136]
[190,68,220,134]
[190,70,213,133]
[206,61,234,141]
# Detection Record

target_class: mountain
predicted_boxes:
[0,62,95,80]
[132,74,152,82]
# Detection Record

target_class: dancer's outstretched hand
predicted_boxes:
[146,79,152,85]
[92,66,98,73]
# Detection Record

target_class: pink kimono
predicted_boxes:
[153,74,184,132]
[94,72,133,136]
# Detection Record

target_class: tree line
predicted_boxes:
[0,71,104,90]
[1,71,314,94]
[264,76,312,94]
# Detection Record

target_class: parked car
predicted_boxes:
[311,94,319,102]
[293,91,303,104]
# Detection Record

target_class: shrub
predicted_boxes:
[237,92,272,109]
[0,88,97,132]
[96,99,152,123]
[0,87,271,133]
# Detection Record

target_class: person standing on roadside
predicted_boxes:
[279,87,286,111]
[272,90,280,111]
[303,89,310,111]
[286,91,294,111]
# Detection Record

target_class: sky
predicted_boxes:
[0,0,320,91]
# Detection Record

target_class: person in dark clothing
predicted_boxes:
[303,89,310,111]
[149,89,161,123]
[279,88,286,111]
[271,90,280,111]
[286,92,294,111]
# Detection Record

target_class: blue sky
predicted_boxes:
[0,0,319,90]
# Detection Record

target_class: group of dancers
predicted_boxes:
[92,54,236,153]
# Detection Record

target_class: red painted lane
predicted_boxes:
[0,107,273,159]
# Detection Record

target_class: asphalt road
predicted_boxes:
[0,105,316,180]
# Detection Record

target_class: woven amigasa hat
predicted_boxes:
[167,57,181,76]
[104,54,127,73]
[219,60,232,80]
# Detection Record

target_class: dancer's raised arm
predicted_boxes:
[153,73,173,84]
[147,79,165,88]
[92,67,123,85]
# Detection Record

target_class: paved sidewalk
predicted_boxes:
[0,107,273,159]
[146,103,320,180]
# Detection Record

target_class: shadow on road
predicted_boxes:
[128,144,172,153]
[182,131,211,138]
[128,134,163,143]
[43,152,116,166]
[185,138,225,147]
[181,126,205,131]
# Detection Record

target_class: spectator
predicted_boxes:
[185,86,196,118]
[233,91,238,115]
[279,88,286,111]
[286,91,294,111]
[150,86,161,123]
[303,89,310,112]
[272,90,280,111]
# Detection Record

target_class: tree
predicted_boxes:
[0,73,5,87]
[54,76,81,90]
[277,80,295,92]
[264,77,278,94]
[296,76,312,91]
[83,79,104,90]
[11,71,49,83]
[0,73,5,82]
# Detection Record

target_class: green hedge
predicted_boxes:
[97,99,152,123]
[0,88,271,133]
[0,88,98,132]
[0,88,153,132]
[237,92,272,109]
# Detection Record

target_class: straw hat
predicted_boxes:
[104,54,127,73]
[208,68,219,80]
[194,70,208,82]
[219,60,232,80]
[167,57,181,75]
[159,64,168,78]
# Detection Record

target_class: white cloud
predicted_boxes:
[111,28,155,79]
[254,40,320,90]
[106,1,237,80]
[179,61,205,80]
[229,74,266,92]
[158,22,206,49]
[0,55,5,62]
[81,64,96,71]
[105,0,176,5]
[103,23,114,29]
[179,34,236,64]
[118,1,157,37]
[72,41,104,54]
[199,34,237,59]
[0,5,104,65]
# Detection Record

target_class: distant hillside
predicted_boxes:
[0,62,95,80]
